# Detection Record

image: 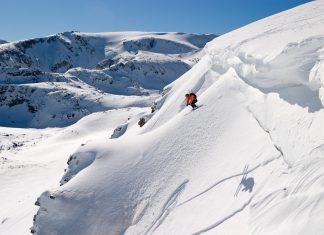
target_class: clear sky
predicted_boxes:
[0,0,312,42]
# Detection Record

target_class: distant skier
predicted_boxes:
[185,93,198,110]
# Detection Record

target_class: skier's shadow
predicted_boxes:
[241,177,254,193]
[234,165,255,197]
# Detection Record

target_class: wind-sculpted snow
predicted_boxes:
[31,1,324,235]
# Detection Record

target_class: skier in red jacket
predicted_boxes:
[185,93,198,110]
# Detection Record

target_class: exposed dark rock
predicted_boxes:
[28,104,37,113]
[96,59,115,69]
[8,97,26,107]
[34,198,40,206]
[50,60,72,72]
[8,69,42,77]
[138,117,146,127]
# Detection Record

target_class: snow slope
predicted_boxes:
[0,107,150,235]
[0,32,215,234]
[32,1,324,235]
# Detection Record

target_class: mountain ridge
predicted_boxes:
[0,32,216,128]
[32,1,324,234]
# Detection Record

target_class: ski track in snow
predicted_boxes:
[177,154,282,208]
[144,180,189,235]
[192,196,254,235]
[143,155,283,234]
[177,165,259,207]
[3,2,324,235]
[0,32,216,235]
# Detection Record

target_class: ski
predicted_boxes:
[192,104,204,111]
[184,105,204,116]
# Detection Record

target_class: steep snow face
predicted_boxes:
[32,1,324,235]
[0,32,215,128]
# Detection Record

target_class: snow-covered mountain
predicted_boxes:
[27,1,324,235]
[0,32,215,128]
[0,39,8,45]
[2,1,324,235]
[0,32,216,234]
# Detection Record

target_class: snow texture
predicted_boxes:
[3,1,324,235]
[0,32,215,235]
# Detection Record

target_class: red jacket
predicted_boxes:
[186,94,196,105]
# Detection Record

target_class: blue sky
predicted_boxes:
[0,0,312,42]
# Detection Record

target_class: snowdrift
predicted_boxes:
[31,1,324,235]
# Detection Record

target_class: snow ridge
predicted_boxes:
[3,1,324,235]
[32,1,324,235]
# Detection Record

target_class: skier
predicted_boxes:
[185,93,198,110]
